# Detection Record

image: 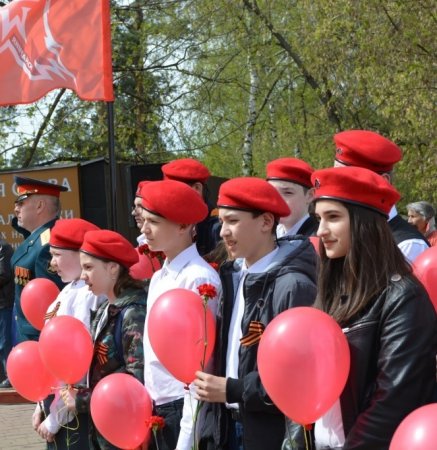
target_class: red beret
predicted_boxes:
[266,158,314,188]
[162,158,210,184]
[334,130,402,173]
[15,176,68,201]
[80,230,139,268]
[135,180,150,197]
[50,218,100,250]
[139,180,208,224]
[217,177,290,218]
[311,167,401,216]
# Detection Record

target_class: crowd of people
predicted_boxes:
[0,129,436,450]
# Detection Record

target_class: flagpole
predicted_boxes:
[107,101,117,231]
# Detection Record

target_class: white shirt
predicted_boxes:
[41,280,106,434]
[137,233,146,245]
[143,243,221,450]
[315,326,348,449]
[44,279,105,330]
[225,247,279,409]
[388,206,428,264]
[315,399,345,449]
[277,214,310,238]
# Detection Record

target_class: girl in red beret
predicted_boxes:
[61,229,147,450]
[283,167,436,450]
[33,218,106,450]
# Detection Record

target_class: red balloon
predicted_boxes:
[390,404,437,450]
[91,373,152,449]
[413,246,437,312]
[39,315,93,384]
[309,236,320,255]
[6,341,57,402]
[148,288,216,384]
[21,278,60,330]
[258,307,350,425]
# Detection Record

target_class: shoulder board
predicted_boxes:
[40,228,51,246]
[210,208,219,217]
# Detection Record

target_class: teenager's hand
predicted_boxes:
[37,422,55,442]
[194,371,227,403]
[32,409,42,431]
[60,386,77,412]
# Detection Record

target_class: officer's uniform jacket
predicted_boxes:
[11,218,64,341]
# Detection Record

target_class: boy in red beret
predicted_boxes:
[266,157,318,237]
[161,158,221,256]
[138,180,222,450]
[333,130,429,263]
[129,180,162,280]
[193,177,317,450]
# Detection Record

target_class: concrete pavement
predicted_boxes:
[0,399,45,449]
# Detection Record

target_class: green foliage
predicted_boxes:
[0,0,435,206]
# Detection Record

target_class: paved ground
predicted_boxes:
[0,403,45,449]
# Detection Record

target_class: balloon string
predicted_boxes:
[303,424,314,450]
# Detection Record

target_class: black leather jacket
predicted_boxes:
[283,275,437,450]
[199,237,317,450]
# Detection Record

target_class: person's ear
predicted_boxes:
[191,182,204,197]
[381,172,392,184]
[35,198,45,214]
[108,261,120,280]
[261,212,275,231]
[305,187,315,204]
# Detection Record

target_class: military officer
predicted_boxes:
[11,176,67,343]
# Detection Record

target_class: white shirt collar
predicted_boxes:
[242,246,279,274]
[388,205,397,221]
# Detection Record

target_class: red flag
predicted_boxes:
[0,0,114,105]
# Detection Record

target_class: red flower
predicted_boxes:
[146,415,165,432]
[138,243,166,265]
[208,262,219,272]
[138,244,149,255]
[197,283,217,300]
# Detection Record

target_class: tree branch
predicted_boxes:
[241,0,342,130]
[23,88,66,167]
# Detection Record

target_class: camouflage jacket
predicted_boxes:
[76,287,147,449]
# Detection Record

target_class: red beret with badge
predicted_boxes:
[333,130,402,173]
[50,218,100,250]
[80,230,139,268]
[266,157,314,188]
[311,166,401,216]
[162,158,211,184]
[217,177,290,218]
[139,180,208,224]
[14,175,68,202]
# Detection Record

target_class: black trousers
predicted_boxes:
[43,396,90,450]
[149,398,184,450]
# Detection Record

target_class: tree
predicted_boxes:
[0,0,435,206]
